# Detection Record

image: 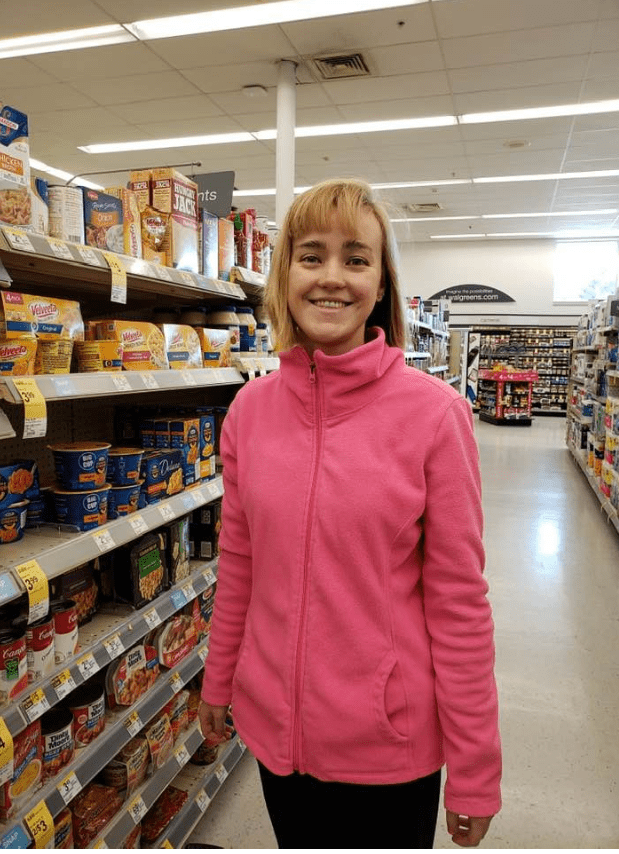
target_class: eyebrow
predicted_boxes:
[295,238,374,253]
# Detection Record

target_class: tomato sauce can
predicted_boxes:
[50,599,78,664]
[0,625,28,702]
[68,683,106,747]
[26,612,55,683]
[41,708,75,782]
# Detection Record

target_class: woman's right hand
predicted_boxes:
[198,700,229,745]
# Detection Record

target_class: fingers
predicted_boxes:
[197,701,229,744]
[446,813,493,848]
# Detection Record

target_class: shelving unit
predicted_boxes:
[478,369,538,426]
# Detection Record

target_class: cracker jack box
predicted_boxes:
[150,168,199,273]
[0,103,30,228]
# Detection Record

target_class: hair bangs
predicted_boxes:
[287,181,373,241]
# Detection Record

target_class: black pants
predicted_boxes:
[258,762,442,849]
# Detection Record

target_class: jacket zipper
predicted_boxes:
[292,361,322,773]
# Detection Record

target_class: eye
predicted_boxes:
[299,254,321,264]
[348,256,369,266]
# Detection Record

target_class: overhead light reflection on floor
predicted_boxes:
[537,519,561,557]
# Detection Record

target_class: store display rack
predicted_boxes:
[478,370,538,426]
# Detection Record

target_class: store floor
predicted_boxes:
[188,416,619,849]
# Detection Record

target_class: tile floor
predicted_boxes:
[188,416,619,849]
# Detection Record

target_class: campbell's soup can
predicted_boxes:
[51,600,78,664]
[48,186,85,244]
[0,624,28,702]
[26,612,55,683]
[68,683,105,747]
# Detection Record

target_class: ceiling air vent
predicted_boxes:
[407,203,443,213]
[312,52,371,80]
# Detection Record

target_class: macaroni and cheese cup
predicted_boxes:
[74,340,123,372]
[108,482,142,519]
[107,448,144,486]
[0,500,28,544]
[49,442,110,491]
[35,339,73,375]
[52,484,110,531]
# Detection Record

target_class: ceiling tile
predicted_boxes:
[29,106,132,136]
[108,95,223,125]
[183,61,281,93]
[579,79,619,101]
[29,43,171,81]
[231,106,344,133]
[452,82,584,114]
[4,0,115,38]
[335,94,455,121]
[433,0,601,39]
[366,41,446,77]
[322,72,451,106]
[448,56,589,94]
[95,0,248,18]
[132,116,249,138]
[585,50,619,79]
[0,59,60,89]
[458,116,575,141]
[144,27,296,69]
[466,150,566,175]
[71,71,200,106]
[0,84,97,113]
[591,17,619,51]
[464,134,569,156]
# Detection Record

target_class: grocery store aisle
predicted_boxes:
[189,417,619,849]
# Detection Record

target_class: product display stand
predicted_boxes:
[478,370,538,426]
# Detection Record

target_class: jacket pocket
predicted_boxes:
[373,652,410,744]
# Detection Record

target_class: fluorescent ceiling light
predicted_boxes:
[489,230,619,238]
[126,0,431,41]
[474,169,619,184]
[460,99,619,125]
[0,24,135,59]
[30,158,103,189]
[252,116,457,141]
[391,215,480,223]
[80,132,255,154]
[233,188,277,197]
[482,209,618,219]
[373,179,471,189]
[430,234,485,239]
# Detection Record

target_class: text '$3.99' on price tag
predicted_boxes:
[12,378,47,439]
[16,560,49,624]
[102,251,127,304]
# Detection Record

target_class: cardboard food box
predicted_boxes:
[139,449,183,504]
[195,327,232,368]
[199,412,216,480]
[158,323,202,370]
[95,320,169,370]
[155,419,171,449]
[218,217,234,281]
[201,210,219,280]
[150,168,199,272]
[0,104,30,229]
[0,291,84,340]
[29,178,48,235]
[104,187,143,258]
[164,516,191,584]
[112,532,167,609]
[190,499,221,560]
[82,189,123,252]
[169,417,200,487]
[129,169,152,212]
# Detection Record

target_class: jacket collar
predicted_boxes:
[278,328,404,419]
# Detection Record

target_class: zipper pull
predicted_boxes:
[309,363,316,383]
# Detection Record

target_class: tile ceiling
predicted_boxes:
[3,0,619,241]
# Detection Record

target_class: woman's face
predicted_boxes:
[287,210,384,357]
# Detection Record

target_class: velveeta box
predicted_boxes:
[82,188,123,252]
[169,417,200,487]
[0,339,37,375]
[0,291,84,340]
[151,169,199,273]
[195,327,231,368]
[104,187,143,258]
[96,320,169,370]
[0,104,30,229]
[157,324,202,370]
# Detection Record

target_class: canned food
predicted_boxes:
[68,683,105,747]
[106,448,144,486]
[34,339,73,375]
[26,612,55,683]
[107,481,141,519]
[41,707,74,782]
[0,624,28,702]
[48,185,85,244]
[50,599,78,664]
[49,442,110,490]
[52,484,110,531]
[0,500,28,544]
[74,340,123,373]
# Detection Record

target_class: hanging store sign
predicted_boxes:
[428,285,515,303]
[194,171,235,218]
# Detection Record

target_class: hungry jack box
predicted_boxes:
[151,168,199,272]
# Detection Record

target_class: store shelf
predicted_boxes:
[232,356,280,376]
[414,321,449,337]
[0,476,223,611]
[568,443,619,536]
[404,352,432,360]
[0,369,244,406]
[0,228,245,305]
[0,558,218,738]
[0,638,210,848]
[230,266,266,302]
[428,365,449,374]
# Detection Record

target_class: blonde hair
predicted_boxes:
[265,178,406,351]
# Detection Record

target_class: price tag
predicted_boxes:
[93,841,108,849]
[215,764,228,785]
[12,378,47,439]
[57,771,82,804]
[170,589,187,609]
[196,789,211,812]
[159,503,176,522]
[181,492,197,511]
[2,227,35,252]
[0,826,31,849]
[202,568,216,586]
[46,237,74,260]
[143,608,162,630]
[24,800,54,849]
[0,717,13,787]
[77,245,103,266]
[52,376,77,397]
[162,842,173,850]
[169,672,184,694]
[198,645,208,664]
[248,368,256,381]
[207,482,220,499]
[124,711,143,738]
[128,795,147,824]
[111,373,131,392]
[102,251,127,304]
[178,271,195,286]
[174,744,190,766]
[129,514,149,536]
[141,372,159,390]
[181,370,197,386]
[103,633,124,659]
[16,560,49,624]
[214,281,227,294]
[181,581,195,602]
[51,669,77,701]
[76,652,99,680]
[153,264,172,281]
[92,528,115,553]
[21,688,51,723]
[0,572,19,605]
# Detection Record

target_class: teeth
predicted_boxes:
[312,300,348,308]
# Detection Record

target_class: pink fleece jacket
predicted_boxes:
[202,328,502,817]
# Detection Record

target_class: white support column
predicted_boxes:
[275,60,297,228]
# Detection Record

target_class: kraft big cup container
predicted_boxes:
[49,442,110,491]
[106,448,144,486]
[52,484,110,532]
[0,500,29,544]
[108,482,142,519]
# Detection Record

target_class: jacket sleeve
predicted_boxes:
[422,397,502,817]
[201,398,253,707]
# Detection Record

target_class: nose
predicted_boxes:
[317,257,345,287]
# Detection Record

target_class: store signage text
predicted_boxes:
[428,285,515,303]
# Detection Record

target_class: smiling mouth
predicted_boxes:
[310,299,352,308]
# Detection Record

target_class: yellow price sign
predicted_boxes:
[162,841,174,849]
[24,800,54,849]
[0,716,14,786]
[12,378,47,439]
[16,560,49,623]
[102,251,127,304]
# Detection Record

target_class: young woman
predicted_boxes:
[199,179,502,849]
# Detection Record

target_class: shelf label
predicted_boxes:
[181,581,195,602]
[124,711,143,738]
[12,378,47,439]
[181,370,197,386]
[93,841,108,849]
[103,633,124,660]
[195,789,211,812]
[174,744,190,766]
[214,764,228,785]
[128,795,147,824]
[92,528,116,553]
[198,645,208,664]
[2,227,35,253]
[202,567,216,586]
[162,842,173,850]
[206,482,220,499]
[46,237,74,261]
[159,503,176,522]
[0,825,30,849]
[143,608,162,630]
[21,688,50,723]
[178,271,195,286]
[170,589,187,609]
[52,376,77,397]
[51,669,77,701]
[76,652,99,680]
[214,281,227,294]
[129,514,149,536]
[153,264,172,281]
[141,372,159,390]
[169,672,184,695]
[24,800,54,849]
[181,491,197,511]
[102,251,127,304]
[111,373,132,392]
[16,560,49,624]
[0,572,19,605]
[0,717,13,787]
[57,770,82,804]
[76,245,102,266]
